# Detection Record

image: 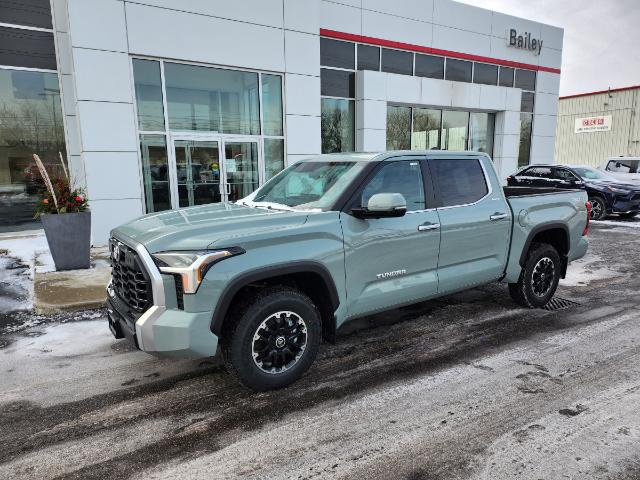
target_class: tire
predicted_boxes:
[588,196,606,220]
[619,212,638,219]
[509,242,561,309]
[222,286,321,391]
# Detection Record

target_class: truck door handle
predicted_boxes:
[418,222,440,231]
[490,212,509,221]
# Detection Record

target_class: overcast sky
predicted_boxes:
[456,0,640,96]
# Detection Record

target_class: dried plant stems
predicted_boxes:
[33,153,60,212]
[59,151,69,183]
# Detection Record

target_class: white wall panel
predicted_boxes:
[536,71,561,95]
[479,84,507,110]
[500,110,522,135]
[356,99,386,130]
[433,25,491,57]
[362,10,432,46]
[285,74,321,116]
[132,0,284,29]
[64,115,82,157]
[505,89,522,112]
[491,12,542,46]
[540,24,564,51]
[73,50,133,103]
[59,74,76,115]
[284,0,320,33]
[125,3,285,72]
[356,128,386,151]
[76,101,137,152]
[534,92,559,116]
[84,152,142,200]
[320,1,361,34]
[386,74,421,104]
[285,31,320,76]
[67,0,127,51]
[451,82,481,109]
[51,0,69,33]
[286,115,322,154]
[493,133,519,159]
[537,46,562,71]
[55,32,73,75]
[362,0,433,23]
[420,77,453,107]
[90,198,144,244]
[532,114,557,138]
[530,135,556,163]
[433,0,492,35]
[489,36,540,66]
[357,70,386,101]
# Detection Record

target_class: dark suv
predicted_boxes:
[507,164,640,220]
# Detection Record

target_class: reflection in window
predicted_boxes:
[0,69,66,230]
[264,138,285,180]
[441,110,469,151]
[519,113,533,167]
[225,142,259,201]
[386,105,411,150]
[164,62,260,135]
[261,74,283,136]
[362,161,425,211]
[412,108,441,150]
[469,112,495,155]
[132,59,165,131]
[321,98,354,153]
[140,135,171,213]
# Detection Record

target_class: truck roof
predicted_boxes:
[300,151,490,163]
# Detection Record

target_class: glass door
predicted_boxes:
[223,141,259,202]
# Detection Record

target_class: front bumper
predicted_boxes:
[611,195,640,214]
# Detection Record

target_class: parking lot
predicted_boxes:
[1,221,639,480]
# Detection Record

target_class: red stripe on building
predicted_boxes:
[320,28,561,75]
[560,85,640,100]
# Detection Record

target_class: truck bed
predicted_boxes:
[503,186,583,197]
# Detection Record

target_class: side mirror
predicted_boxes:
[351,193,407,219]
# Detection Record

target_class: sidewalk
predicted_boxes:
[0,230,110,314]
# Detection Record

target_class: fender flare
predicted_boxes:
[210,261,340,336]
[519,222,570,268]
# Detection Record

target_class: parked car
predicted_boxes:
[108,151,589,391]
[507,164,640,220]
[602,157,640,182]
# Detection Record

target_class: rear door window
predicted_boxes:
[431,159,488,207]
[519,166,553,179]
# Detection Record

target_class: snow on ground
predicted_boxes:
[563,251,621,287]
[592,217,640,228]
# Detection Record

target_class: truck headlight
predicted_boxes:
[152,247,245,294]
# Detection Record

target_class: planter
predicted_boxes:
[41,211,91,271]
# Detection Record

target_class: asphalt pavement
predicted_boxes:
[0,222,639,480]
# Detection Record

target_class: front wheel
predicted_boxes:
[222,286,321,391]
[509,242,561,308]
[589,196,606,220]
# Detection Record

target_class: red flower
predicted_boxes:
[75,196,83,202]
[42,198,49,205]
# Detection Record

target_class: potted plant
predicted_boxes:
[33,153,91,271]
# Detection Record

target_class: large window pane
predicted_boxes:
[445,59,472,83]
[431,159,488,207]
[164,63,260,135]
[321,68,355,98]
[386,105,411,150]
[132,59,165,131]
[415,54,444,79]
[498,66,514,87]
[473,63,498,85]
[381,48,413,75]
[225,142,259,201]
[521,92,535,113]
[0,0,52,29]
[320,38,355,69]
[140,135,171,213]
[412,108,441,150]
[264,138,285,180]
[261,74,283,136]
[0,26,55,70]
[0,69,65,231]
[321,98,354,153]
[357,44,380,71]
[515,69,536,91]
[518,113,533,167]
[469,112,495,155]
[441,110,469,151]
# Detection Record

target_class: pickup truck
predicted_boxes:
[107,151,589,391]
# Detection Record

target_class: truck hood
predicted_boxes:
[112,203,309,253]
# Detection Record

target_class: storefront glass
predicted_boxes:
[386,105,411,150]
[321,98,355,154]
[469,112,495,154]
[441,110,469,151]
[412,108,441,150]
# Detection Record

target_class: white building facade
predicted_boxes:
[0,0,564,243]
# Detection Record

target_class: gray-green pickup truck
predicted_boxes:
[107,151,590,391]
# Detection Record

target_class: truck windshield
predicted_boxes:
[241,161,366,211]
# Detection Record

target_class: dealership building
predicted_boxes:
[555,85,640,167]
[0,0,563,243]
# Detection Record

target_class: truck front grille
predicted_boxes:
[109,238,153,315]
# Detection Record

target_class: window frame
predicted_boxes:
[428,156,492,209]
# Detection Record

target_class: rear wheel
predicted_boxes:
[588,196,606,220]
[222,286,321,391]
[509,242,561,308]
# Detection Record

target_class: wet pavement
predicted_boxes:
[0,223,639,479]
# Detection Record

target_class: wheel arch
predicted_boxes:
[519,223,570,277]
[211,261,340,342]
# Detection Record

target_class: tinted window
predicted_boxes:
[361,161,426,211]
[381,48,413,75]
[518,113,533,167]
[515,69,536,91]
[432,159,488,207]
[320,38,355,69]
[473,63,498,85]
[445,59,472,83]
[0,0,52,29]
[498,67,514,87]
[357,44,380,71]
[0,26,55,69]
[521,92,535,113]
[520,167,552,178]
[321,68,355,98]
[261,74,284,136]
[415,54,444,79]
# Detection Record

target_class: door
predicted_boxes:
[341,159,441,319]
[169,137,260,207]
[430,156,511,293]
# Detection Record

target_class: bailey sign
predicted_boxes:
[508,29,543,55]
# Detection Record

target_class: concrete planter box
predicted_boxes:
[41,211,91,271]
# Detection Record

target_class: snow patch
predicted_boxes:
[563,251,620,287]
